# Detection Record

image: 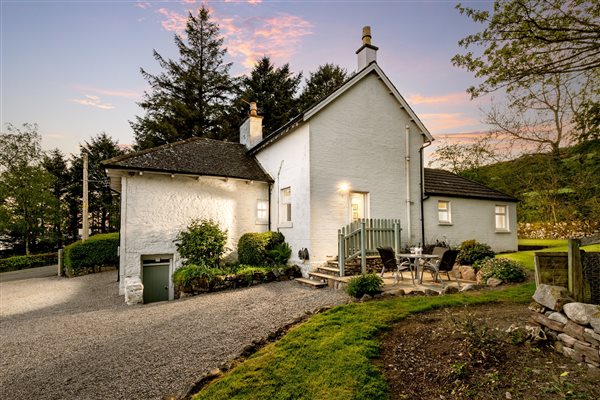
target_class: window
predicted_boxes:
[495,205,508,231]
[280,187,291,225]
[256,200,268,224]
[438,200,451,224]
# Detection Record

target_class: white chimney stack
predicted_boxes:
[356,26,378,70]
[240,101,263,149]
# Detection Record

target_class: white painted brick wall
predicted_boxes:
[424,196,518,252]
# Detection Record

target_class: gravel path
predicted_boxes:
[0,270,349,400]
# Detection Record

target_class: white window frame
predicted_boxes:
[256,199,268,225]
[495,204,509,232]
[279,187,292,227]
[349,191,369,223]
[437,200,451,225]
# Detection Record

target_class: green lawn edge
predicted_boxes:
[193,283,535,400]
[501,244,600,270]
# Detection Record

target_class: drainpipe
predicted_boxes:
[276,160,284,233]
[419,138,433,246]
[268,182,272,231]
[404,125,411,245]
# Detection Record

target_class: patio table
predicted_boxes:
[396,254,440,284]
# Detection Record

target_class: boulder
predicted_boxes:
[528,301,546,313]
[125,277,144,305]
[563,302,600,326]
[487,278,503,287]
[460,284,476,292]
[532,284,573,312]
[360,294,373,302]
[548,312,569,325]
[590,309,600,334]
[458,266,476,281]
[441,286,460,295]
[424,289,440,296]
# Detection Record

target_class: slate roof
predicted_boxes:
[102,137,272,182]
[424,168,518,202]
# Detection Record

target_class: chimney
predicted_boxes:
[356,26,378,70]
[240,101,263,149]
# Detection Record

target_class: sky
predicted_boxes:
[1,0,495,160]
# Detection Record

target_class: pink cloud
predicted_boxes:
[157,8,189,34]
[73,85,141,99]
[71,95,114,110]
[419,113,480,133]
[135,1,151,9]
[224,0,262,4]
[408,92,468,105]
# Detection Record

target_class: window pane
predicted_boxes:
[438,201,450,223]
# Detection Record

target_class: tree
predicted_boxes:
[237,56,302,136]
[0,123,57,254]
[42,149,70,247]
[298,63,347,111]
[452,0,600,98]
[428,135,502,179]
[131,7,237,149]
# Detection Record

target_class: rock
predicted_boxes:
[584,328,600,345]
[424,289,439,296]
[124,277,144,305]
[563,321,586,341]
[487,277,503,287]
[532,284,574,312]
[388,289,405,296]
[529,311,565,332]
[548,312,569,325]
[441,286,459,295]
[590,309,600,334]
[460,284,476,292]
[558,333,579,347]
[563,302,600,325]
[528,301,546,313]
[574,342,599,363]
[458,266,476,281]
[360,294,373,302]
[410,290,425,296]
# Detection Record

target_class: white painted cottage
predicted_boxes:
[105,27,517,303]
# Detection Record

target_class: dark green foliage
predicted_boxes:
[0,253,58,273]
[345,274,384,299]
[477,258,527,283]
[63,233,119,276]
[172,262,227,289]
[132,7,238,149]
[267,242,292,265]
[237,231,285,265]
[575,101,600,142]
[457,240,495,266]
[175,219,227,267]
[298,63,347,111]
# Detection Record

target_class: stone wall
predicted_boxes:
[342,257,384,276]
[529,284,600,369]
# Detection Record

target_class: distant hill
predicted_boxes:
[459,140,600,223]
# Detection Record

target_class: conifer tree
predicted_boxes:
[298,63,347,111]
[131,7,237,149]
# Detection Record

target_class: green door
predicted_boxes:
[143,263,170,303]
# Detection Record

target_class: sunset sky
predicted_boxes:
[1,0,495,158]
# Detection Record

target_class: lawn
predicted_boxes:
[193,284,534,400]
[500,240,600,270]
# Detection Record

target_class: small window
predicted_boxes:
[438,200,451,224]
[256,200,268,224]
[280,187,291,224]
[495,205,508,231]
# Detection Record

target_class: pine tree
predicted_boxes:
[298,63,347,111]
[131,7,237,149]
[237,56,302,136]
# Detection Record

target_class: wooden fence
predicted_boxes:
[338,219,401,276]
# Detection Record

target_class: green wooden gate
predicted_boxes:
[142,259,170,303]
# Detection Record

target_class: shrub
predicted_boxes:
[476,258,526,283]
[345,274,383,299]
[268,242,292,265]
[63,233,119,276]
[0,252,58,273]
[175,219,227,267]
[457,240,495,265]
[172,263,227,290]
[237,231,285,265]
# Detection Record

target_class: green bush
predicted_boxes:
[175,219,227,267]
[457,239,495,265]
[237,231,285,265]
[0,253,58,273]
[172,263,228,290]
[477,258,527,283]
[268,242,292,265]
[345,274,383,299]
[63,233,119,276]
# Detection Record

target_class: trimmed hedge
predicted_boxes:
[237,232,286,265]
[64,233,119,277]
[457,239,495,266]
[0,253,58,273]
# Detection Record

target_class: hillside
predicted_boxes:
[460,140,600,223]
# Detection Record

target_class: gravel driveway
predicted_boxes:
[0,269,349,400]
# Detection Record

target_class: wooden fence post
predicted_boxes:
[568,238,584,302]
[360,220,366,274]
[393,221,401,255]
[57,248,63,277]
[338,229,345,277]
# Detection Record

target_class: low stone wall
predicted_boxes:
[529,284,600,369]
[343,257,383,276]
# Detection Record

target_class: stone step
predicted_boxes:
[295,278,327,288]
[317,266,341,275]
[309,271,345,281]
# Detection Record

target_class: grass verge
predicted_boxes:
[518,238,568,247]
[192,283,535,400]
[500,243,600,270]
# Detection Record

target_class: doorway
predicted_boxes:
[349,192,369,222]
[142,257,171,303]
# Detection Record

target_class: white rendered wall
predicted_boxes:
[254,125,311,274]
[308,72,426,267]
[118,173,268,294]
[423,196,518,253]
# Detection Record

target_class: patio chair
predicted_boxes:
[421,249,460,287]
[377,246,414,285]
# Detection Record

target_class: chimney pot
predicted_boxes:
[356,26,378,70]
[362,26,371,45]
[240,101,263,149]
[249,101,258,117]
